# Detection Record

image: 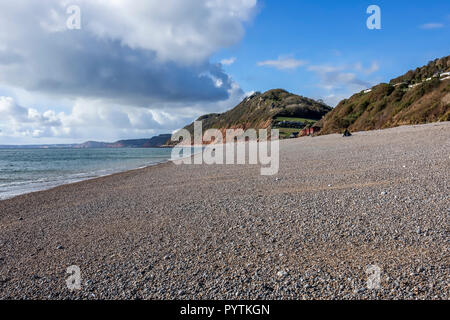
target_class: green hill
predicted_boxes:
[178,89,331,142]
[317,56,450,135]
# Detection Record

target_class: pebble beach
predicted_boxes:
[0,122,449,300]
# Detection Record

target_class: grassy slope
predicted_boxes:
[181,89,331,140]
[274,116,317,124]
[273,117,318,138]
[318,56,450,135]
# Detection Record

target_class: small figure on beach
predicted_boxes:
[343,128,352,137]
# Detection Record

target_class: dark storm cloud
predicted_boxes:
[0,33,233,106]
[0,1,254,107]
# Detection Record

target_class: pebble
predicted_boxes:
[0,122,448,300]
[277,271,288,278]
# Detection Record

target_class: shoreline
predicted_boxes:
[0,159,173,203]
[2,121,446,202]
[0,121,448,299]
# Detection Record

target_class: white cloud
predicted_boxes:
[0,1,258,105]
[220,57,237,66]
[0,79,246,143]
[0,0,257,143]
[322,94,348,107]
[257,56,307,70]
[309,60,380,88]
[308,65,342,73]
[354,61,379,75]
[420,23,444,29]
[255,55,379,107]
[308,64,370,90]
[307,62,379,107]
[0,96,28,120]
[28,0,258,64]
[83,0,257,64]
[0,96,63,139]
[0,96,61,127]
[0,96,170,142]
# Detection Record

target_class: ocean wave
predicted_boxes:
[0,148,172,200]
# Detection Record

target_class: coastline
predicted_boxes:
[0,150,173,202]
[0,122,448,299]
[0,159,173,203]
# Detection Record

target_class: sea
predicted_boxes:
[0,148,173,200]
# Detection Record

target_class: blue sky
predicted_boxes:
[0,0,448,144]
[215,0,450,105]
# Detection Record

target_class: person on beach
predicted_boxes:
[343,128,352,137]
